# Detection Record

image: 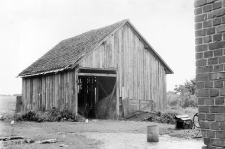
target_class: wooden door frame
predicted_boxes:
[74,67,119,118]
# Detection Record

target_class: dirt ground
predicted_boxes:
[0,96,204,148]
[0,119,203,149]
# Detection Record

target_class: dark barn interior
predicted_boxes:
[77,69,116,119]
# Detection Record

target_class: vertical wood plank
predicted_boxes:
[27,78,30,111]
[52,75,54,109]
[68,71,72,111]
[22,78,26,112]
[49,76,52,110]
[41,76,44,111]
[31,78,34,110]
[55,73,59,108]
[119,28,122,97]
[116,70,120,118]
[59,73,63,110]
[74,69,78,115]
[111,35,115,67]
[33,78,36,111]
[47,75,50,110]
[63,72,67,108]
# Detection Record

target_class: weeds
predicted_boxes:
[127,107,198,124]
[14,107,84,122]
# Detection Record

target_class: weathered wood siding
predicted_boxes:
[21,24,167,115]
[21,70,77,113]
[80,24,167,112]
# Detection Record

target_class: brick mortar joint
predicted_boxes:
[195,13,225,25]
[195,0,225,9]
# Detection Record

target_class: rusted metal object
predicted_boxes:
[175,115,193,129]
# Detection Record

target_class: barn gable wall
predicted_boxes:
[79,24,167,113]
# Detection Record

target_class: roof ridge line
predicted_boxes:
[71,19,128,68]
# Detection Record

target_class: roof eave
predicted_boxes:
[18,66,73,78]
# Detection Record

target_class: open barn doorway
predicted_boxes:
[77,69,117,119]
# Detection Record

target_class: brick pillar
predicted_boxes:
[195,0,225,148]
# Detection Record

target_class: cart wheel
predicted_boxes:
[193,113,200,129]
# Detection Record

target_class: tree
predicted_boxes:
[174,79,197,108]
[167,91,180,108]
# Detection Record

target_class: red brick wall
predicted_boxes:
[195,0,225,148]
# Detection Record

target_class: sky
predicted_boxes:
[0,0,195,95]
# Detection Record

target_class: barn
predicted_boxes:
[18,19,173,119]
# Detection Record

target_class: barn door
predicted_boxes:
[77,68,117,119]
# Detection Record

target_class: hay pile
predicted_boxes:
[95,84,117,119]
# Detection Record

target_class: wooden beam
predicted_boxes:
[78,73,116,77]
[79,67,117,71]
[74,69,78,115]
[116,70,120,119]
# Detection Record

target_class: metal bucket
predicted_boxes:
[147,125,159,142]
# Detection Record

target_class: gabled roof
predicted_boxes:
[19,19,173,77]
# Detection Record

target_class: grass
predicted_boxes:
[0,95,16,119]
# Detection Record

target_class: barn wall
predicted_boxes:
[21,70,77,113]
[80,24,167,113]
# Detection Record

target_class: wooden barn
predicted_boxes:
[18,19,173,119]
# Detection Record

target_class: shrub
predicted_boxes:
[155,112,176,124]
[173,78,197,108]
[14,111,43,122]
[14,107,84,122]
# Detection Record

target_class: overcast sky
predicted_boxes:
[0,0,195,94]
